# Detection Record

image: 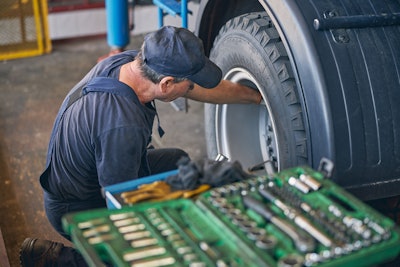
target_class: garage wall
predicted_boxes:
[48,3,199,40]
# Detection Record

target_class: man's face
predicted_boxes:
[162,80,194,102]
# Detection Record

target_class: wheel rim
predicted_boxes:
[215,67,280,174]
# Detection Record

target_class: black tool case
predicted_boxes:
[63,166,400,266]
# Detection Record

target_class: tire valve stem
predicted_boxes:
[248,160,273,172]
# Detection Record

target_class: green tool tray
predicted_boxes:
[63,166,400,266]
[63,199,264,267]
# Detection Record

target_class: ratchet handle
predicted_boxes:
[242,195,315,253]
[258,187,276,202]
[243,195,273,220]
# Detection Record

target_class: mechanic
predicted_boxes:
[20,26,262,267]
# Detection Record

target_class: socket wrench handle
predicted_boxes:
[242,195,315,253]
[259,187,333,247]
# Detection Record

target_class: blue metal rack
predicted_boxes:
[152,0,190,28]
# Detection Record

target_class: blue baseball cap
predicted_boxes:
[143,26,222,88]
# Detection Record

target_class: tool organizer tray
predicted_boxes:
[63,199,253,267]
[63,166,400,266]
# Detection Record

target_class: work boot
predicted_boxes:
[20,238,64,267]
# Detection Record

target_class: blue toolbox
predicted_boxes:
[64,166,400,266]
[103,170,178,209]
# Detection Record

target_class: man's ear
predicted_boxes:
[159,76,175,93]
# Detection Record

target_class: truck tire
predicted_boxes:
[205,12,308,174]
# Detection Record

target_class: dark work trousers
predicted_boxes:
[44,148,188,267]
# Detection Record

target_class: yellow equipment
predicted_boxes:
[0,0,51,60]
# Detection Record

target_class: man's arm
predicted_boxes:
[185,80,262,104]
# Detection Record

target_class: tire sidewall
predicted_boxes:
[205,12,307,168]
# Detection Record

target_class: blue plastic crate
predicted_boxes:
[102,169,178,209]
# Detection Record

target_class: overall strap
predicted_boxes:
[66,76,130,111]
[66,86,84,109]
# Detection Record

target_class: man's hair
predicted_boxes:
[135,49,187,84]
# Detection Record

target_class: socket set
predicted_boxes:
[63,166,400,266]
[196,166,400,266]
[62,199,269,267]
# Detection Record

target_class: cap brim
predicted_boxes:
[188,58,222,89]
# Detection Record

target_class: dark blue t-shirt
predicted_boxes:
[40,51,156,201]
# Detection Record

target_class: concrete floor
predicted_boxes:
[1,34,400,267]
[0,34,207,267]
